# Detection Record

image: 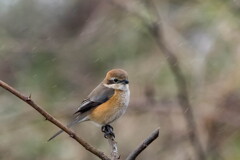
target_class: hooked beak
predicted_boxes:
[120,80,129,84]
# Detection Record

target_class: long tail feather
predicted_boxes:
[48,116,87,141]
[48,129,64,142]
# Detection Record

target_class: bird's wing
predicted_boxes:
[48,83,114,141]
[75,83,114,114]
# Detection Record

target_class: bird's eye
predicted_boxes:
[113,78,118,83]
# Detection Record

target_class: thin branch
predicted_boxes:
[0,80,110,160]
[126,128,159,160]
[101,125,120,160]
[106,135,120,160]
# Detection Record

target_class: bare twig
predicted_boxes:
[105,134,120,160]
[126,128,159,160]
[0,80,110,160]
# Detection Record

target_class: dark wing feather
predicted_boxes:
[75,83,114,114]
[75,101,101,114]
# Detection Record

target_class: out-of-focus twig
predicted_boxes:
[106,1,206,160]
[0,80,110,160]
[126,128,159,160]
[146,2,206,160]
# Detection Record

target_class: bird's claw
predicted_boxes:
[102,125,115,138]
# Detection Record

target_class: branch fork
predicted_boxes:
[0,80,159,160]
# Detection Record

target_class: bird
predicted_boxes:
[48,69,130,141]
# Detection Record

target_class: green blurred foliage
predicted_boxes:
[0,0,240,160]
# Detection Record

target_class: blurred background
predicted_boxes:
[0,0,240,159]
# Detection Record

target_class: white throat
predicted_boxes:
[104,83,129,91]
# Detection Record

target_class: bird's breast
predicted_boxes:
[90,88,130,125]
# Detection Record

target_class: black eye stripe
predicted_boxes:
[107,78,119,84]
[107,80,115,84]
[107,78,128,84]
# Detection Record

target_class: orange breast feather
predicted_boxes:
[90,90,123,125]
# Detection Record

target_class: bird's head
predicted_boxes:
[103,69,129,90]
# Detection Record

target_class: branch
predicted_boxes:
[106,135,120,160]
[0,80,110,160]
[146,2,206,160]
[101,125,120,160]
[126,128,159,160]
[106,1,206,160]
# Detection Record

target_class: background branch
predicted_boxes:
[149,22,206,160]
[126,128,159,160]
[0,80,110,160]
[106,1,206,160]
[146,2,206,160]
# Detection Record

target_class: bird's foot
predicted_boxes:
[101,125,115,138]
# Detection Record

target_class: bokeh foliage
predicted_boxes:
[0,0,240,159]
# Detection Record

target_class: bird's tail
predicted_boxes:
[48,116,87,141]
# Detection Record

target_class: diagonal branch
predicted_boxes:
[146,2,206,160]
[106,1,206,160]
[148,21,206,160]
[126,128,159,160]
[0,80,110,160]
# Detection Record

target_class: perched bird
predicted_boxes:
[48,69,130,141]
